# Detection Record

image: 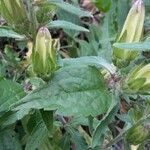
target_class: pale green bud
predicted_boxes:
[113,0,145,68]
[126,106,150,145]
[126,125,150,145]
[32,27,58,76]
[125,63,150,94]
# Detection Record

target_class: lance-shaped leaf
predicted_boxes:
[47,20,89,32]
[48,0,92,18]
[0,79,26,112]
[62,56,116,74]
[13,66,112,117]
[0,27,25,39]
[113,42,150,51]
[0,129,22,150]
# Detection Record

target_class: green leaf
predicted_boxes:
[25,117,61,150]
[113,42,150,51]
[116,0,129,31]
[0,129,22,150]
[77,24,101,57]
[0,109,30,127]
[47,20,89,32]
[66,127,88,150]
[13,66,111,117]
[145,0,150,6]
[0,79,27,128]
[29,77,45,89]
[40,110,53,134]
[25,111,42,134]
[25,121,48,150]
[48,1,92,17]
[57,7,81,37]
[77,20,112,62]
[0,27,25,39]
[92,95,118,148]
[0,79,26,112]
[62,56,115,74]
[94,0,112,12]
[78,40,94,56]
[98,14,112,62]
[60,133,71,150]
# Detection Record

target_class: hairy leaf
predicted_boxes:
[94,0,112,12]
[13,66,111,117]
[66,127,88,150]
[62,56,115,74]
[92,95,118,148]
[0,79,26,112]
[25,121,47,150]
[0,109,30,127]
[0,27,25,39]
[47,20,89,32]
[113,42,150,51]
[48,1,92,17]
[0,129,21,150]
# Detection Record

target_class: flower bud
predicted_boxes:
[32,27,58,76]
[125,63,150,94]
[113,0,145,68]
[0,0,29,34]
[126,125,150,145]
[126,106,150,145]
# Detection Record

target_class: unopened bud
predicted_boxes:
[32,27,58,76]
[124,63,150,94]
[126,125,150,145]
[126,106,150,145]
[113,0,145,68]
